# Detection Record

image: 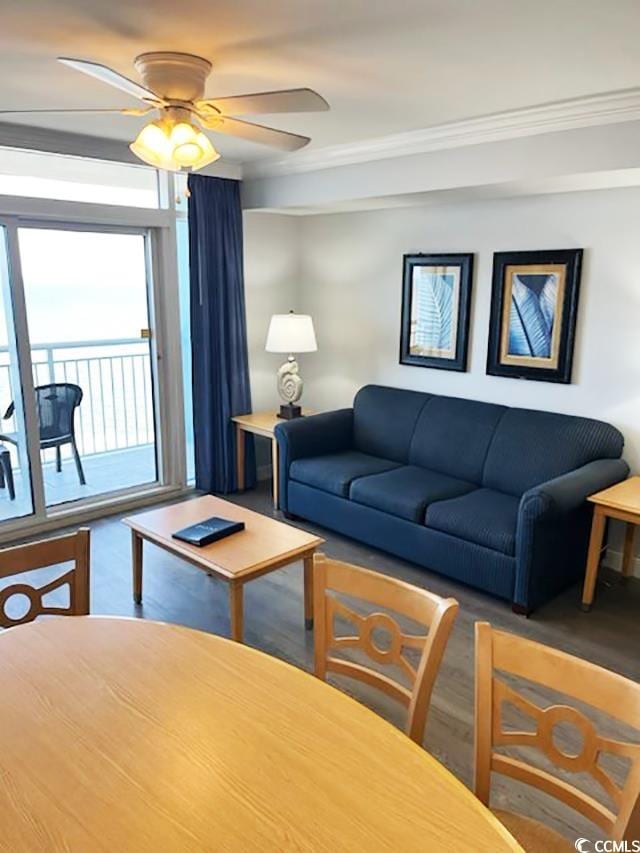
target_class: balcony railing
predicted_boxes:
[0,338,154,463]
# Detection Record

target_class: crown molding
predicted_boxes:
[244,87,640,179]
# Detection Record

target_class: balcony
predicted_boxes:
[0,338,157,519]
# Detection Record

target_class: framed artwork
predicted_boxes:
[486,249,583,384]
[399,253,474,372]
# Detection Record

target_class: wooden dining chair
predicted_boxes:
[474,621,640,851]
[313,553,458,744]
[0,528,90,628]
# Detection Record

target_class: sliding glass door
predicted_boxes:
[0,221,162,520]
[15,225,158,508]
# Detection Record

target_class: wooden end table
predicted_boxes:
[123,495,323,642]
[581,476,640,611]
[232,410,313,510]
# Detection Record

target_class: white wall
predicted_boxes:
[243,211,299,472]
[243,211,299,409]
[294,187,640,570]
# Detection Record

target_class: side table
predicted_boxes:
[232,410,312,510]
[582,476,640,611]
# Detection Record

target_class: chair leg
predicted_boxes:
[71,440,86,486]
[5,458,15,501]
[55,446,62,473]
[0,451,14,500]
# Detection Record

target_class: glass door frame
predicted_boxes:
[0,197,188,539]
[0,215,46,520]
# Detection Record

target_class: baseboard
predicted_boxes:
[602,547,640,579]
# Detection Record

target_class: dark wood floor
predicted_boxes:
[4,482,640,845]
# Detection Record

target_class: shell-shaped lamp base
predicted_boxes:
[277,357,304,405]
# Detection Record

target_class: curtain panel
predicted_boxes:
[187,174,255,493]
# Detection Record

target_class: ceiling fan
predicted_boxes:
[0,52,329,171]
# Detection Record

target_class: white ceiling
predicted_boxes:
[2,0,640,164]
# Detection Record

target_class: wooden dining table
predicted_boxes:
[0,617,521,852]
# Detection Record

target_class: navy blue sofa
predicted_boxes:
[275,385,629,613]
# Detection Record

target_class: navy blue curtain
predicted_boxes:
[187,174,255,493]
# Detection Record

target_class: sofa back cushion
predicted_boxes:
[409,396,506,483]
[351,385,624,495]
[482,408,625,496]
[353,385,429,462]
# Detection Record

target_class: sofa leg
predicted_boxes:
[512,603,531,617]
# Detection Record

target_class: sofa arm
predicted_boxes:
[514,458,630,612]
[275,409,353,461]
[275,409,354,512]
[520,458,630,522]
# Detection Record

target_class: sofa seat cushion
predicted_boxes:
[425,488,520,555]
[350,465,475,523]
[289,451,400,498]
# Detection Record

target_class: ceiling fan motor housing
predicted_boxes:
[134,52,212,102]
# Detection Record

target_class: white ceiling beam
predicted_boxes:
[0,122,243,180]
[241,118,640,212]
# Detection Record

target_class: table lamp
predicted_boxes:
[265,311,317,419]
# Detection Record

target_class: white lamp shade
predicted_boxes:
[265,313,317,353]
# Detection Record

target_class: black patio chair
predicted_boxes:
[0,383,86,486]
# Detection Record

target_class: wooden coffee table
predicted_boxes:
[123,496,323,642]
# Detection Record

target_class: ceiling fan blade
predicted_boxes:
[197,88,329,116]
[199,115,310,151]
[58,57,163,104]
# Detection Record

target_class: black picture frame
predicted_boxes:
[399,253,474,372]
[486,249,583,384]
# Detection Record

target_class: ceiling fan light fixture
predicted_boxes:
[130,117,220,172]
[130,120,175,170]
[169,120,219,168]
[173,142,201,167]
[193,130,219,168]
[169,120,197,146]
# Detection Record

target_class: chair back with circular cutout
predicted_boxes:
[474,621,640,843]
[313,553,458,744]
[0,529,90,628]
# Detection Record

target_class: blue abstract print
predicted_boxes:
[410,271,457,355]
[508,273,558,358]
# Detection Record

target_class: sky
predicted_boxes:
[13,228,150,346]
